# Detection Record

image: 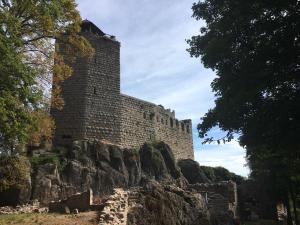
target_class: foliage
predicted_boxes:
[200,165,244,184]
[0,38,41,151]
[188,0,300,147]
[27,108,55,147]
[29,147,68,171]
[0,0,94,150]
[187,0,300,223]
[0,155,30,192]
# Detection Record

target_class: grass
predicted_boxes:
[0,211,98,225]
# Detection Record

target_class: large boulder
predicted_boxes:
[178,159,211,184]
[140,142,182,182]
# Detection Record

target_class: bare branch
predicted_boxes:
[21,48,52,59]
[1,0,11,8]
[23,35,55,45]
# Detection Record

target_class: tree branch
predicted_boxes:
[1,0,11,8]
[23,35,55,45]
[21,48,52,59]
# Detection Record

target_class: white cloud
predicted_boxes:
[76,0,249,176]
[195,141,249,177]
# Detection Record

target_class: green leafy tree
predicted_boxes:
[187,0,300,223]
[0,0,94,151]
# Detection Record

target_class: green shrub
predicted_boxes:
[29,149,68,171]
[0,155,31,192]
[200,165,245,184]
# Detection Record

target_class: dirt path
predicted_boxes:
[98,188,129,225]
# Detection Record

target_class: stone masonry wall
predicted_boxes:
[83,33,122,144]
[52,31,121,145]
[51,37,89,146]
[120,94,194,160]
[189,181,238,217]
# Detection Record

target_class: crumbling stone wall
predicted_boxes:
[189,181,238,217]
[120,94,194,160]
[51,20,194,160]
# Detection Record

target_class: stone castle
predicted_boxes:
[51,20,194,160]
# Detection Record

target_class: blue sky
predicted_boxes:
[76,0,249,177]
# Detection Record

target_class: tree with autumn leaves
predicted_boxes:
[0,0,94,152]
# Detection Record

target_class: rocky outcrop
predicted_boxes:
[127,179,211,225]
[31,140,187,205]
[17,140,238,225]
[178,159,211,184]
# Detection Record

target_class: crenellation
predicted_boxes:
[51,20,194,160]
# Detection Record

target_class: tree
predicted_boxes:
[0,0,94,151]
[0,38,41,151]
[0,155,31,192]
[187,0,300,222]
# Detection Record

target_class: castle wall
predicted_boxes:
[120,94,194,160]
[52,32,122,145]
[120,94,156,147]
[51,40,89,145]
[83,34,121,144]
[52,21,194,160]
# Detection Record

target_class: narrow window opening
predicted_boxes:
[181,124,185,132]
[170,118,173,127]
[62,135,72,139]
[93,87,97,95]
[150,113,155,121]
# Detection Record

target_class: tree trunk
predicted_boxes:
[285,193,293,225]
[289,182,299,225]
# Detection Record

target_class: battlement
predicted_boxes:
[51,20,194,160]
[120,94,194,159]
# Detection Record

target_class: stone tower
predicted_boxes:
[51,20,121,146]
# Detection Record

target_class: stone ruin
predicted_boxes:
[51,20,194,160]
[189,181,238,221]
[48,189,103,213]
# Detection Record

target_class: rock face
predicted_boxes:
[31,141,187,205]
[127,179,211,225]
[26,140,239,225]
[178,159,211,184]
